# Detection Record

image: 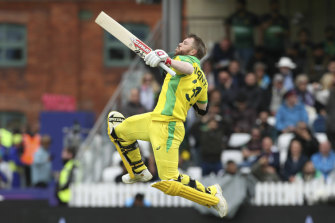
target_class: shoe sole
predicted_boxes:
[122,172,153,184]
[213,184,228,218]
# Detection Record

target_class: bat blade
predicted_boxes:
[95,11,176,76]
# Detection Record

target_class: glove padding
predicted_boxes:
[144,49,170,67]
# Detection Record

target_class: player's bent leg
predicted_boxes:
[118,141,152,184]
[107,111,152,182]
[149,120,227,217]
[151,173,228,218]
[152,174,217,206]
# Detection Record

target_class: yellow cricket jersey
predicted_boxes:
[151,55,208,122]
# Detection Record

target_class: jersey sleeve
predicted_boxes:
[173,55,198,75]
[197,90,208,104]
[174,55,197,65]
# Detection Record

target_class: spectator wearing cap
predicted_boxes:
[275,89,308,133]
[284,44,305,75]
[311,141,335,179]
[268,74,286,115]
[295,74,315,107]
[277,57,296,91]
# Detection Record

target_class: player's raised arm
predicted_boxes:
[144,35,206,75]
[144,49,194,74]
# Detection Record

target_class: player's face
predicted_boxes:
[175,38,195,56]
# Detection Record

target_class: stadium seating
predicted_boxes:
[221,150,243,166]
[228,133,251,148]
[277,133,294,165]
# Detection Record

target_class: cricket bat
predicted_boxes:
[95,11,176,76]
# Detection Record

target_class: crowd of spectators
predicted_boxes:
[116,0,335,187]
[189,0,335,185]
[0,123,82,189]
[0,125,49,189]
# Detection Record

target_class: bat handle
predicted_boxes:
[159,62,176,76]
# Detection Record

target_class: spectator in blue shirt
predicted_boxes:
[31,135,52,188]
[125,193,151,207]
[254,62,271,90]
[275,90,309,133]
[311,141,335,179]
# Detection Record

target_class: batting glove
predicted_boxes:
[144,49,172,67]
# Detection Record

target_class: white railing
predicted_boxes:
[70,183,193,207]
[70,182,335,207]
[254,182,335,206]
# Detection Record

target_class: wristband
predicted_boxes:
[165,57,172,67]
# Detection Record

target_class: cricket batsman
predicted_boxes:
[107,34,228,217]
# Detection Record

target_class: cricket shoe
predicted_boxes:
[122,168,153,184]
[107,111,125,137]
[208,184,228,218]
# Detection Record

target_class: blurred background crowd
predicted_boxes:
[1,0,335,189]
[110,0,335,188]
[0,1,335,218]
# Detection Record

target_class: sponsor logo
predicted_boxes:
[109,114,125,124]
[156,50,165,56]
[109,117,124,122]
[131,37,151,58]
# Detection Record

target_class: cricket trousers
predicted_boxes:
[114,112,208,193]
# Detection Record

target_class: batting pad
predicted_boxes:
[107,116,135,179]
[152,180,219,207]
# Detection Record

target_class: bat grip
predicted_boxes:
[159,62,176,76]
